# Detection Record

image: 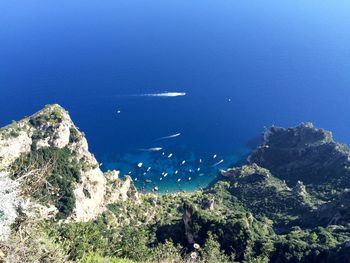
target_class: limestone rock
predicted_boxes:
[0,104,138,230]
[0,172,25,241]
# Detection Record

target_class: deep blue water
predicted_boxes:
[1,0,350,192]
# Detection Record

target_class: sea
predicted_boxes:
[1,0,350,192]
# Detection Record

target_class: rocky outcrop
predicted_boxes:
[293,181,308,197]
[307,190,350,227]
[220,164,311,226]
[248,123,350,189]
[0,132,32,171]
[182,205,195,245]
[0,104,137,228]
[104,171,139,205]
[0,172,24,241]
[221,163,271,180]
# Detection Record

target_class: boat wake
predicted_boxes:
[155,133,181,141]
[139,92,186,97]
[138,147,163,152]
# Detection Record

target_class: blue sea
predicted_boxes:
[1,0,350,192]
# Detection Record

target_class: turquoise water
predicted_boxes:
[103,146,250,193]
[1,0,350,191]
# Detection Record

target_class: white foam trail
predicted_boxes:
[140,92,186,97]
[155,133,181,141]
[212,159,224,167]
[138,147,163,152]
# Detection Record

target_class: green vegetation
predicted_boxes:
[0,120,25,140]
[10,147,81,219]
[69,127,82,143]
[80,254,135,263]
[4,109,350,262]
[28,105,64,128]
[249,123,350,200]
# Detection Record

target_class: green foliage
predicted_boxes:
[200,232,233,263]
[151,239,183,263]
[29,105,64,128]
[249,124,350,200]
[10,147,81,219]
[117,224,154,261]
[48,216,113,260]
[269,226,350,262]
[5,117,350,262]
[0,218,69,263]
[79,253,135,263]
[0,120,25,139]
[220,165,312,228]
[69,127,82,143]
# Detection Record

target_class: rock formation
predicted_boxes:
[0,105,137,240]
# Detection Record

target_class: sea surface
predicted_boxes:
[1,0,350,192]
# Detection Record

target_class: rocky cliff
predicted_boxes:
[248,122,350,199]
[0,105,137,241]
[2,110,350,262]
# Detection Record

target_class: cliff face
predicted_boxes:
[0,105,136,240]
[248,123,350,199]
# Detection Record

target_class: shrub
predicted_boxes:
[10,147,81,219]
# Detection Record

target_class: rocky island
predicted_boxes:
[1,105,350,262]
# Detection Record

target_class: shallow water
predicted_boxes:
[1,0,350,191]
